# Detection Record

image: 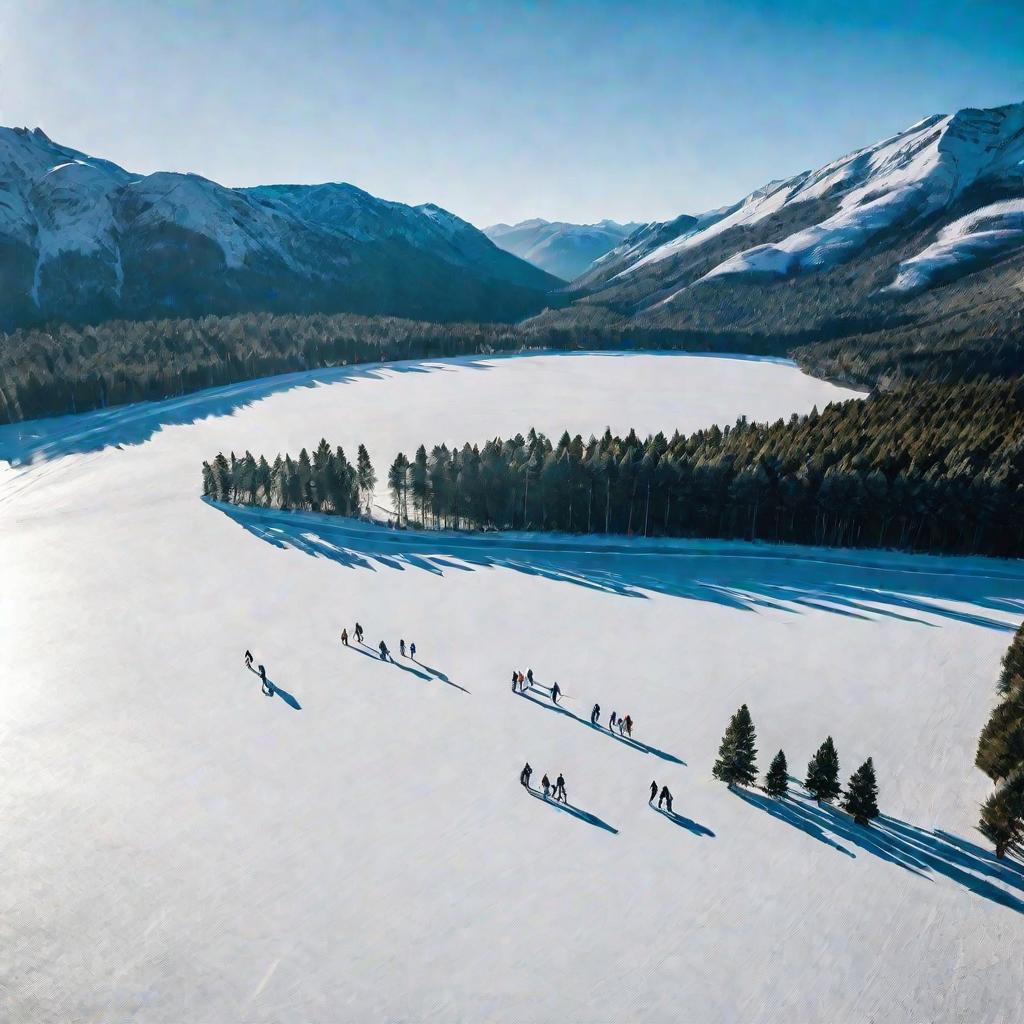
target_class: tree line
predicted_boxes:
[712,703,880,824]
[0,309,737,425]
[976,623,1024,857]
[202,442,377,517]
[201,377,1024,559]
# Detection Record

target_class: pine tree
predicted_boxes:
[201,460,216,497]
[357,444,376,515]
[764,750,789,798]
[805,736,841,803]
[841,757,879,825]
[712,704,758,788]
[978,770,1024,859]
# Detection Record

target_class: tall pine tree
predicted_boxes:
[712,704,758,788]
[764,750,789,798]
[805,736,841,803]
[841,757,879,825]
[357,444,376,515]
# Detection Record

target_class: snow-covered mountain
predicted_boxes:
[0,127,559,329]
[561,101,1024,349]
[484,218,641,281]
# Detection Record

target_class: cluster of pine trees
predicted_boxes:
[975,623,1024,858]
[712,705,880,825]
[204,377,1024,559]
[201,442,377,517]
[377,379,1022,556]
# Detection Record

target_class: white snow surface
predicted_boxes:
[3,352,1023,1023]
[886,198,1024,292]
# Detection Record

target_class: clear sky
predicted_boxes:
[1,0,1021,227]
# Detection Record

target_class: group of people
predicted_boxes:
[512,669,561,704]
[650,780,673,812]
[520,763,567,803]
[244,649,274,696]
[340,623,416,663]
[589,704,634,737]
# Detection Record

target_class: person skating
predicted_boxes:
[650,780,658,803]
[624,714,633,737]
[609,711,617,733]
[409,642,416,659]
[520,763,533,788]
[591,703,601,725]
[551,681,562,705]
[658,786,673,813]
[541,774,551,799]
[400,639,406,658]
[378,640,391,662]
[244,649,253,668]
[355,622,364,643]
[526,669,534,686]
[553,773,567,803]
[340,628,348,646]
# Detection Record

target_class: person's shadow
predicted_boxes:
[246,664,302,710]
[527,786,618,834]
[652,803,715,837]
[346,641,434,682]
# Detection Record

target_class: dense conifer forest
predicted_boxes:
[5,306,1023,425]
[203,377,1024,558]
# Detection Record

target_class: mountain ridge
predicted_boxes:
[0,126,559,328]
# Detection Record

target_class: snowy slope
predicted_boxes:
[3,352,1023,1023]
[578,102,1024,306]
[485,218,641,281]
[0,127,557,328]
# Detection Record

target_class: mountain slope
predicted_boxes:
[484,218,640,280]
[548,101,1024,382]
[0,127,560,329]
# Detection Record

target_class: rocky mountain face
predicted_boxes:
[0,127,559,329]
[484,218,641,281]
[543,101,1024,383]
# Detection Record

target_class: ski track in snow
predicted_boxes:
[2,352,1023,1023]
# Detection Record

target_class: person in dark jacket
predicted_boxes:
[554,773,567,803]
[551,681,562,704]
[520,763,533,788]
[541,774,551,799]
[591,703,601,725]
[658,786,673,813]
[244,649,253,668]
[379,640,390,661]
[650,780,658,803]
[340,629,348,646]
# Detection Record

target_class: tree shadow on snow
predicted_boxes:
[0,357,498,467]
[516,688,685,764]
[738,787,1024,913]
[214,503,1024,632]
[653,804,715,837]
[528,787,618,834]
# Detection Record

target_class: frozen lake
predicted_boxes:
[2,352,1022,1023]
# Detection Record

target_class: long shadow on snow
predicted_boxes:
[653,804,715,837]
[0,357,493,467]
[739,788,1024,913]
[516,688,685,764]
[215,503,1024,631]
[346,642,433,681]
[527,788,618,834]
[246,665,302,710]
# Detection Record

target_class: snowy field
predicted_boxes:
[2,352,1023,1023]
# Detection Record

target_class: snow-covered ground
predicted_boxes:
[2,352,1023,1023]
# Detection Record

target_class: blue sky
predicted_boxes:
[1,0,1021,226]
